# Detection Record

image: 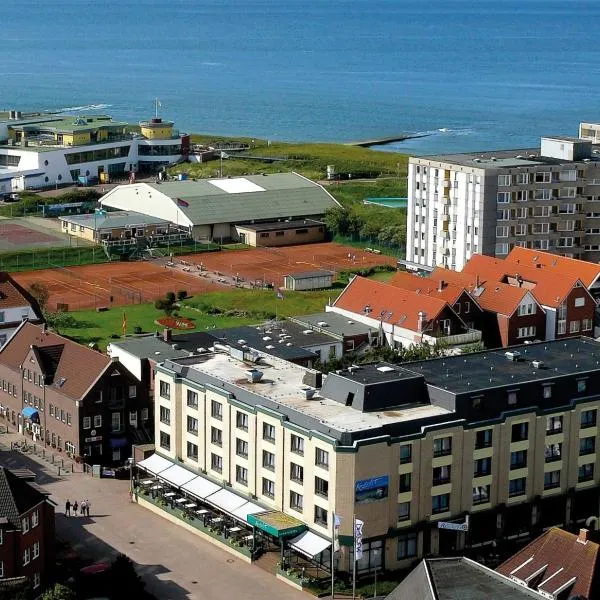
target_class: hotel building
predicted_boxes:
[151,336,600,574]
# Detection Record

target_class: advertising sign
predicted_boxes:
[355,475,389,504]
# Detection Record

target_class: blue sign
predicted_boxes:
[355,475,389,503]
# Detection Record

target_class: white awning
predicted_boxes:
[230,501,267,523]
[158,464,197,488]
[290,530,332,559]
[205,488,247,515]
[181,475,221,500]
[137,453,172,476]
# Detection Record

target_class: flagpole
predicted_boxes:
[331,511,335,600]
[352,514,356,600]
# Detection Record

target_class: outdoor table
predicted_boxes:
[228,527,242,533]
[164,492,176,498]
[184,503,197,509]
[175,498,187,504]
[141,479,154,485]
[195,509,209,515]
[211,517,224,523]
[150,485,162,490]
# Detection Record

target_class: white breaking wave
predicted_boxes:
[52,103,112,112]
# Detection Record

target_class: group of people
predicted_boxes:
[65,498,91,517]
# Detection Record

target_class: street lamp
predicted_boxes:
[127,457,134,500]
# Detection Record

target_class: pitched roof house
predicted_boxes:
[0,272,42,348]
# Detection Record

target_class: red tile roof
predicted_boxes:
[0,322,110,400]
[497,528,599,600]
[389,271,467,305]
[0,272,34,310]
[333,276,449,331]
[506,247,600,288]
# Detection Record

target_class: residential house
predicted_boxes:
[0,467,55,593]
[0,273,42,348]
[0,322,150,464]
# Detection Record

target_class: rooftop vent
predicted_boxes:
[317,321,329,327]
[246,369,263,383]
[262,336,272,341]
[303,330,313,335]
[237,339,247,345]
[171,344,179,350]
[505,351,521,362]
[531,360,544,369]
[516,155,524,159]
[377,366,395,373]
[265,344,275,349]
[301,387,316,400]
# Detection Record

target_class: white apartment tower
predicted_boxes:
[406,136,600,271]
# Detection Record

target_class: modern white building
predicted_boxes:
[0,112,187,194]
[406,136,600,272]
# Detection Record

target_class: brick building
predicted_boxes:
[0,322,151,464]
[0,467,55,593]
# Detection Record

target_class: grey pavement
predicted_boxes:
[0,432,304,600]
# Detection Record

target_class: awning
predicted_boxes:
[109,437,128,449]
[181,476,220,500]
[137,453,172,476]
[21,407,39,422]
[290,530,332,559]
[230,501,267,524]
[205,488,248,515]
[158,464,198,488]
[248,510,307,539]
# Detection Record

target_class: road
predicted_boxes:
[0,433,304,600]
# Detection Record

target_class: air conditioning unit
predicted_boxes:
[505,351,521,361]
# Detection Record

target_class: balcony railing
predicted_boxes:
[429,328,482,346]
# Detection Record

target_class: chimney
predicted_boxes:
[163,328,172,342]
[417,311,427,333]
[438,280,445,292]
[577,528,589,544]
[475,274,480,288]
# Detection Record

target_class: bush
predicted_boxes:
[165,291,176,304]
[133,325,143,334]
[177,289,187,301]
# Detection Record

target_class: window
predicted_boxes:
[516,173,529,185]
[543,386,553,400]
[497,209,510,221]
[67,413,72,426]
[507,391,519,406]
[111,412,121,433]
[472,485,490,505]
[496,225,509,238]
[31,510,39,528]
[475,429,493,449]
[535,188,552,201]
[159,431,170,451]
[546,415,562,434]
[291,434,304,456]
[510,450,528,470]
[141,408,149,421]
[578,380,588,394]
[315,448,329,469]
[186,390,198,409]
[187,416,198,435]
[262,478,275,499]
[262,450,275,471]
[517,326,536,338]
[399,472,412,493]
[515,224,527,236]
[290,463,304,484]
[159,380,170,400]
[186,441,198,461]
[211,453,222,473]
[474,457,491,477]
[315,476,329,499]
[433,436,452,457]
[211,400,222,420]
[236,465,248,486]
[23,547,31,566]
[498,175,511,186]
[211,427,222,447]
[263,423,276,443]
[432,493,450,514]
[128,385,137,399]
[314,505,328,527]
[544,470,561,490]
[21,516,30,534]
[159,406,171,425]
[497,192,511,203]
[290,491,303,512]
[509,477,526,497]
[511,422,528,442]
[93,414,102,428]
[580,436,596,456]
[236,411,249,431]
[398,501,411,522]
[544,443,562,462]
[83,416,91,430]
[583,318,593,331]
[570,320,581,333]
[578,463,594,483]
[495,243,509,255]
[32,541,39,559]
[33,572,40,589]
[535,171,551,183]
[236,438,249,458]
[518,302,536,316]
[397,533,417,560]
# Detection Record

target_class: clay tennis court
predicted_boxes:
[0,221,67,250]
[179,242,397,287]
[13,261,226,311]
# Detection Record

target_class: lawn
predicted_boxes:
[58,288,335,349]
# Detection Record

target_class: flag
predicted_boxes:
[122,311,127,336]
[276,290,284,300]
[220,151,229,159]
[354,518,364,561]
[176,198,189,207]
[158,100,162,107]
[334,513,342,551]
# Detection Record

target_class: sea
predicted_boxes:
[2,0,600,155]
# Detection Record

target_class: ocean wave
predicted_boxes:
[411,127,474,137]
[52,103,112,112]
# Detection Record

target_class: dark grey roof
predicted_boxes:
[0,467,47,529]
[59,210,169,230]
[109,335,195,361]
[403,337,600,394]
[236,219,323,232]
[286,270,333,280]
[387,558,545,600]
[290,312,377,338]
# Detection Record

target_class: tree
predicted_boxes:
[44,311,78,334]
[28,282,50,314]
[40,583,75,600]
[176,289,187,301]
[108,554,146,600]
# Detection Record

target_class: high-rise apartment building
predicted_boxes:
[406,136,600,271]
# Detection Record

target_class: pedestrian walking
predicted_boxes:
[65,499,71,516]
[73,500,78,516]
[80,500,86,516]
[85,500,91,517]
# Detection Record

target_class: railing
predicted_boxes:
[429,328,482,346]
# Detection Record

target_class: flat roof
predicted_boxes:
[236,219,323,232]
[59,210,170,230]
[7,115,127,133]
[108,335,193,362]
[404,337,600,394]
[286,270,333,280]
[290,312,377,338]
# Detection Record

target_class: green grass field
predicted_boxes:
[59,288,334,349]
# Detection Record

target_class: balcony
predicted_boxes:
[429,328,482,346]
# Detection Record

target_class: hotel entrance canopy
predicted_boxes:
[248,510,307,539]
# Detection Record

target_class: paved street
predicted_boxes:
[0,434,304,600]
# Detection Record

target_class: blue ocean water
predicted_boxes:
[2,0,599,155]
